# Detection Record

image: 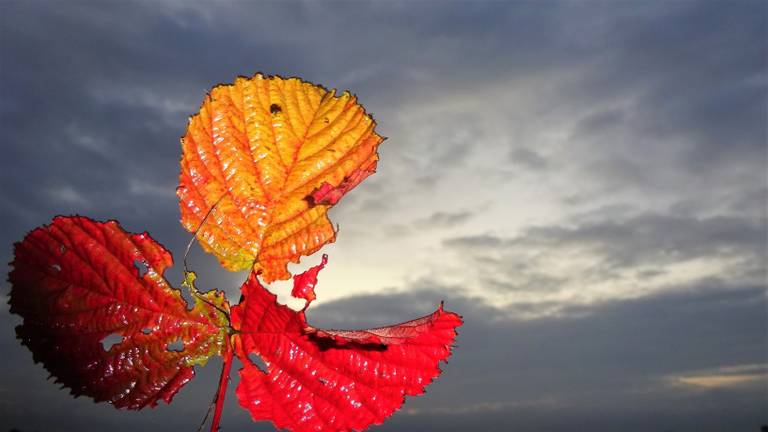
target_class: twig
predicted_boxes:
[182,194,230,319]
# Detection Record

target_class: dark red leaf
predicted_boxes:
[8,216,229,409]
[231,266,462,432]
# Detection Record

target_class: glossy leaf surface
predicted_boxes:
[231,265,462,432]
[290,253,328,306]
[178,74,383,282]
[8,216,229,409]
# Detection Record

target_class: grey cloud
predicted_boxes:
[563,1,766,197]
[509,148,549,170]
[382,223,412,238]
[443,234,504,249]
[384,112,485,194]
[415,210,475,229]
[442,209,766,305]
[413,174,439,189]
[445,211,766,275]
[482,272,565,294]
[729,187,768,220]
[573,108,627,137]
[522,213,766,268]
[379,389,766,432]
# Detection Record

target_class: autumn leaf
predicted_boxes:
[290,253,327,306]
[8,216,230,409]
[231,259,463,432]
[177,73,383,283]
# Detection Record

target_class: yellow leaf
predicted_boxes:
[177,74,383,282]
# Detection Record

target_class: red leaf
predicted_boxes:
[8,216,230,409]
[290,253,328,307]
[307,159,378,207]
[231,267,462,432]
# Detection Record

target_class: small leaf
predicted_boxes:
[177,73,383,283]
[8,216,230,409]
[290,253,328,307]
[231,266,462,432]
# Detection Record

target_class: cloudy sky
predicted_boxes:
[1,1,766,431]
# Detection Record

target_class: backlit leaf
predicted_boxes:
[177,74,383,282]
[231,264,462,432]
[8,216,230,409]
[290,253,328,307]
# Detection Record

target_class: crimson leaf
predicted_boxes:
[8,216,229,409]
[231,259,462,432]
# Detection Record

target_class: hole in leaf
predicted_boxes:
[180,286,195,311]
[51,264,61,272]
[318,377,328,386]
[166,338,184,352]
[270,103,282,114]
[101,333,123,351]
[323,117,329,124]
[248,353,268,372]
[133,259,148,277]
[141,328,152,335]
[59,245,66,253]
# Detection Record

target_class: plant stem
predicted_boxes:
[211,344,234,432]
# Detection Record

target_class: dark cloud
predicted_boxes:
[560,1,767,199]
[573,108,627,137]
[443,234,504,249]
[445,211,766,280]
[520,213,765,270]
[442,209,766,309]
[509,148,549,170]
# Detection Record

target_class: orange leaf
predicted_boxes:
[178,74,383,282]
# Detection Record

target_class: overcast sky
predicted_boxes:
[1,1,766,431]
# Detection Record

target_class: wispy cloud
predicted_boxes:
[415,210,475,229]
